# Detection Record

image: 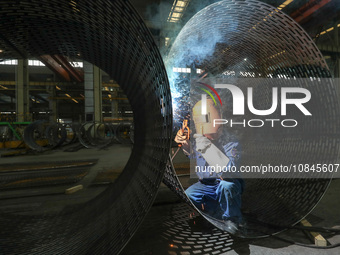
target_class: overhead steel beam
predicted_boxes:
[1,88,54,91]
[291,0,332,24]
[48,97,128,100]
[38,55,84,82]
[38,55,71,81]
[52,55,84,83]
[0,80,119,87]
[0,81,80,86]
[30,93,48,103]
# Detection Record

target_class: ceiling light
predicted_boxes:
[165,37,170,47]
[172,12,182,18]
[167,0,190,23]
[316,23,339,37]
[176,1,186,7]
[174,7,184,12]
[277,0,293,10]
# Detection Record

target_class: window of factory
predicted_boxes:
[0,59,18,65]
[0,59,83,67]
[72,62,83,68]
[173,67,191,73]
[28,60,45,66]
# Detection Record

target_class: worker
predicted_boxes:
[175,98,244,234]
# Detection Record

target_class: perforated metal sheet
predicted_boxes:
[164,0,340,237]
[0,0,171,254]
[123,201,235,254]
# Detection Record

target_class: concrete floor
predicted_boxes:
[122,149,340,254]
[122,179,340,255]
[0,145,339,254]
[0,143,132,214]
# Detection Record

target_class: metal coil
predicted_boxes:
[78,122,115,148]
[165,0,340,237]
[63,123,78,145]
[113,122,133,144]
[23,120,48,152]
[0,0,172,254]
[45,123,67,149]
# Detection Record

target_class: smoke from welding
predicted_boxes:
[163,1,239,127]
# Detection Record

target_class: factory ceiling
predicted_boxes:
[0,0,339,107]
[130,0,340,38]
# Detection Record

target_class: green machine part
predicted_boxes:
[0,122,31,140]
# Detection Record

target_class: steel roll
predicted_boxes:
[113,122,133,144]
[165,0,340,237]
[23,120,48,152]
[45,123,68,149]
[0,0,172,254]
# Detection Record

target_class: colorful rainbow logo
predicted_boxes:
[198,82,222,106]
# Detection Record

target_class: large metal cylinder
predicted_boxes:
[0,0,171,254]
[164,0,340,237]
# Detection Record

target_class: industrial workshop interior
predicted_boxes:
[0,0,340,254]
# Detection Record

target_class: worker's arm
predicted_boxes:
[195,135,230,173]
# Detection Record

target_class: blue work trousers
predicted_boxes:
[185,179,243,221]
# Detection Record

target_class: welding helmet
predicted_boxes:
[192,98,221,136]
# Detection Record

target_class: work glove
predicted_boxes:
[175,129,188,145]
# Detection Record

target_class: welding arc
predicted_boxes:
[198,82,222,106]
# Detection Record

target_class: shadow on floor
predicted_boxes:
[122,180,340,255]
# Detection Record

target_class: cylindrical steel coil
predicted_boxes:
[45,123,67,149]
[0,0,172,254]
[165,0,340,237]
[113,122,133,144]
[23,120,48,152]
[78,122,114,149]
[63,123,78,145]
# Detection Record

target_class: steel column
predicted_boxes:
[15,59,29,122]
[84,62,102,122]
